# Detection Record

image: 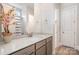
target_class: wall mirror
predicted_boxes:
[0,3,23,39]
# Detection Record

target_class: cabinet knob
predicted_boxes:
[62,32,64,33]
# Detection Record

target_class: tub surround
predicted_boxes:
[0,34,52,55]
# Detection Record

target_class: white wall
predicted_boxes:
[74,4,79,50]
[26,4,34,34]
[53,4,61,53]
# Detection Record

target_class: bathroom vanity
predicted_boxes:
[0,34,53,55]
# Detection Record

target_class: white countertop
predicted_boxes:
[0,34,52,55]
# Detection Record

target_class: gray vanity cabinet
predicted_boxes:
[10,36,53,55]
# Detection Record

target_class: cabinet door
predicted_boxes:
[47,37,52,55]
[36,46,46,55]
[61,5,77,48]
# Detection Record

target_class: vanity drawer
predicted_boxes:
[47,36,52,42]
[36,40,45,49]
[12,44,35,55]
[36,45,46,55]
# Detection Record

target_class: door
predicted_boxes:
[61,5,77,48]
